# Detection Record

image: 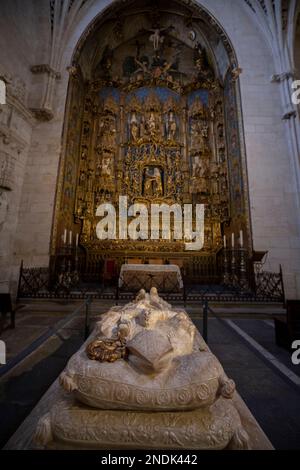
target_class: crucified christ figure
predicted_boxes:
[145,26,174,51]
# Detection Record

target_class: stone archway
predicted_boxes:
[50,0,252,284]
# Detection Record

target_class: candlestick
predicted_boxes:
[63,229,67,245]
[231,244,237,287]
[223,247,230,285]
[239,248,248,290]
[69,230,72,245]
[223,235,226,248]
[231,233,234,249]
[76,233,79,247]
[240,230,244,248]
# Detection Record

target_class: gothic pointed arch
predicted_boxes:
[51,0,252,280]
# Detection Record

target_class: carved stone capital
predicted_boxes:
[30,64,61,80]
[231,67,243,81]
[30,107,54,122]
[271,71,294,83]
[282,110,297,120]
[67,63,83,81]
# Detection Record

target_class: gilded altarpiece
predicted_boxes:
[70,77,230,270]
[53,19,247,279]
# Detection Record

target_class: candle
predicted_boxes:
[63,229,67,245]
[69,230,72,245]
[231,233,235,248]
[240,230,244,248]
[223,235,226,248]
[76,233,79,247]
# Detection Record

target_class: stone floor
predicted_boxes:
[0,299,299,450]
[196,318,300,450]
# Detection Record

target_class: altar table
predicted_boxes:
[118,264,183,292]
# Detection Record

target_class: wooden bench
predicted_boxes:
[0,293,16,335]
[274,300,300,350]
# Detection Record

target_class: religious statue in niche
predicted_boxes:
[130,112,140,142]
[167,111,177,141]
[143,167,163,197]
[211,174,220,196]
[144,111,161,139]
[192,156,201,178]
[96,45,114,79]
[191,156,209,194]
[193,42,214,84]
[101,152,113,177]
[98,117,117,149]
[97,118,106,144]
[190,119,209,151]
[190,120,202,149]
[148,112,157,137]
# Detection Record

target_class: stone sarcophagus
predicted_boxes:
[34,289,250,450]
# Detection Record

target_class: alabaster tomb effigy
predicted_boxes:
[34,288,251,450]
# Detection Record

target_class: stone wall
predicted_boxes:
[0,0,41,293]
[1,0,300,297]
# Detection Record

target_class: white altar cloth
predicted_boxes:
[118,264,183,291]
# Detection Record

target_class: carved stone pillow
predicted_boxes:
[59,330,228,411]
[34,395,249,450]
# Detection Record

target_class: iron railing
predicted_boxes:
[17,259,285,303]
